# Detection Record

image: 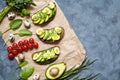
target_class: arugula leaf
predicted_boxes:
[19,66,34,80]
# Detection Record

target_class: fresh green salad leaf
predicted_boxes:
[10,19,22,30]
[19,66,34,80]
[16,29,32,36]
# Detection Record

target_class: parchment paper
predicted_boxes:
[0,0,86,79]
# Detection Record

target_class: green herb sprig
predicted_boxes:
[0,0,36,22]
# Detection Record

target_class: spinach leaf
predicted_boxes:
[2,19,22,35]
[10,19,22,30]
[16,29,32,36]
[19,66,34,80]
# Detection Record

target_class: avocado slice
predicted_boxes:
[39,12,46,24]
[42,7,52,15]
[36,52,43,62]
[33,18,41,24]
[46,29,53,40]
[47,8,53,18]
[39,31,45,38]
[43,30,49,40]
[32,13,40,21]
[32,13,41,24]
[45,15,49,22]
[39,33,44,39]
[36,57,42,62]
[32,53,39,60]
[45,62,66,80]
[50,49,56,58]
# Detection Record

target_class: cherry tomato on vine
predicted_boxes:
[12,43,18,49]
[18,41,24,46]
[28,43,33,50]
[12,50,18,56]
[7,46,13,52]
[18,47,23,53]
[8,53,15,60]
[29,38,34,43]
[23,40,29,45]
[23,45,28,51]
[33,42,39,49]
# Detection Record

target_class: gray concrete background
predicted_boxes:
[0,0,120,80]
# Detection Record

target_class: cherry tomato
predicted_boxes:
[7,46,13,52]
[28,43,33,50]
[18,47,23,53]
[33,42,39,49]
[22,45,28,52]
[23,40,29,45]
[29,38,34,43]
[18,41,24,46]
[12,50,18,56]
[12,43,18,49]
[8,53,15,60]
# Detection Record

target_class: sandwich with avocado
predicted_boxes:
[32,46,60,64]
[32,2,56,25]
[36,27,64,43]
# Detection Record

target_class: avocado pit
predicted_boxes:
[49,67,59,77]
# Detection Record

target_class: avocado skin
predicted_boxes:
[45,62,66,80]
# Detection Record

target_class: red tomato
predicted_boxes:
[23,40,29,45]
[28,43,33,50]
[12,43,18,49]
[7,46,13,52]
[29,38,34,43]
[12,50,19,56]
[23,45,28,51]
[18,41,24,46]
[33,42,39,49]
[17,47,23,53]
[8,53,15,60]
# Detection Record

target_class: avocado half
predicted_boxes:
[45,62,66,79]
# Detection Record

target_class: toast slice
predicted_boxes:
[32,46,60,64]
[36,27,64,44]
[32,2,56,25]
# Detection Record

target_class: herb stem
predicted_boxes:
[2,28,11,35]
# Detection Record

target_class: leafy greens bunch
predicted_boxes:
[0,0,36,22]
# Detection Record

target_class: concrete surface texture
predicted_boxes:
[0,0,120,80]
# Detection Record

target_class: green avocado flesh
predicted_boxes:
[45,62,66,79]
[32,47,60,64]
[36,27,64,42]
[32,2,56,25]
